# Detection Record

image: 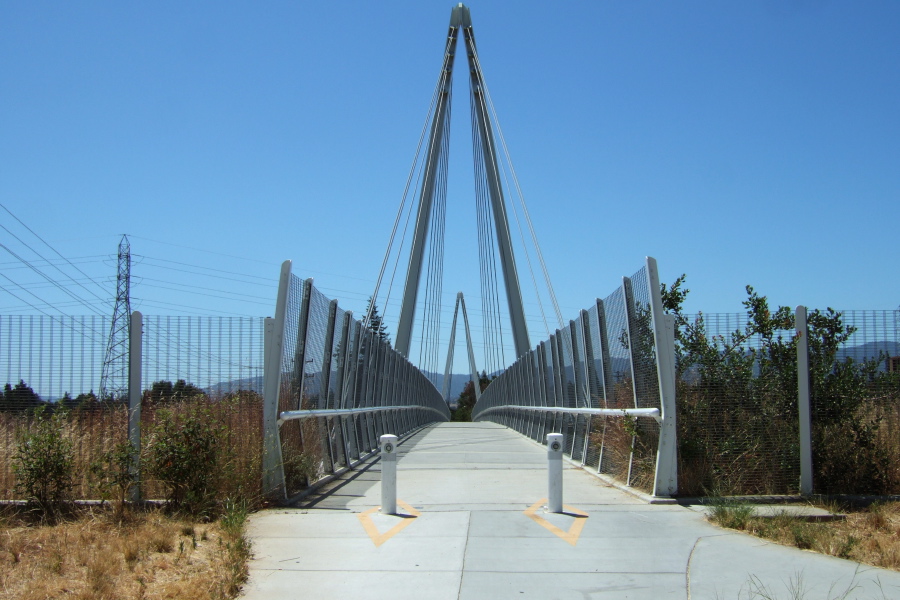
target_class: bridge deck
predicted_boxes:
[242,422,899,599]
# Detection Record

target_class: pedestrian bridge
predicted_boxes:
[242,422,899,600]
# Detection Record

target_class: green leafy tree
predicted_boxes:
[143,379,207,405]
[451,371,491,422]
[661,276,897,495]
[90,441,137,522]
[0,380,43,412]
[146,403,224,515]
[13,406,75,520]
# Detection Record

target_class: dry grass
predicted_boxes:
[0,506,250,600]
[709,500,900,571]
[0,394,263,505]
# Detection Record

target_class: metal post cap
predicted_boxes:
[380,434,398,453]
[547,433,564,453]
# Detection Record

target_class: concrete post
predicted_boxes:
[547,433,564,513]
[380,434,399,514]
[128,311,142,503]
[796,306,813,495]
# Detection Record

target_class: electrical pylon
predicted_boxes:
[100,234,132,401]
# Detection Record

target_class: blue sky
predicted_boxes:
[2,1,898,372]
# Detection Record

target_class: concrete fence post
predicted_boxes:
[128,311,143,503]
[796,306,813,496]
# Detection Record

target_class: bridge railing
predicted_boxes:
[472,257,677,498]
[262,261,450,502]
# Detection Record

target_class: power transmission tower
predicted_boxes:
[101,234,132,400]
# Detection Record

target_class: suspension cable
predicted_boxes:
[367,31,458,330]
[469,44,565,330]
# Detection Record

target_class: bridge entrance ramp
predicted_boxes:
[242,422,900,599]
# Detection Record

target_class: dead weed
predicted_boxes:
[0,507,249,599]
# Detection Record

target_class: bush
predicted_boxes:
[90,440,137,521]
[145,403,224,516]
[13,406,75,520]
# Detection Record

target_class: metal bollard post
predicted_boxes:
[547,433,564,513]
[380,434,398,514]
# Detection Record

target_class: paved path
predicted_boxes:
[242,422,900,599]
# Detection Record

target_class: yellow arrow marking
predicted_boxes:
[357,500,421,547]
[523,498,589,546]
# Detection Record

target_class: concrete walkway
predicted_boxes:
[241,422,900,599]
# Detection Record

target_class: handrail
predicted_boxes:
[475,405,661,423]
[279,405,450,423]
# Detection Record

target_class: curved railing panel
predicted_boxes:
[473,257,677,498]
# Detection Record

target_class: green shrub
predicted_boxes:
[90,440,137,520]
[13,406,75,520]
[146,404,223,516]
[709,499,754,530]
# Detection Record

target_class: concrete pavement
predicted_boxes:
[241,422,900,599]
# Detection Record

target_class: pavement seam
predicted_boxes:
[685,536,700,600]
[685,533,736,600]
[457,511,472,600]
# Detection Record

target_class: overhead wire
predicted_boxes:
[0,241,106,316]
[367,28,459,331]
[0,203,111,301]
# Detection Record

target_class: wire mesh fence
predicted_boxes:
[675,311,801,496]
[473,259,674,496]
[0,314,265,500]
[267,271,451,500]
[676,308,900,496]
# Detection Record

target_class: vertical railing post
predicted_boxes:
[262,261,291,502]
[646,257,678,498]
[796,306,813,496]
[319,299,339,471]
[291,279,313,410]
[334,312,354,467]
[128,311,142,503]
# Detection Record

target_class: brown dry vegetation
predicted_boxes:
[710,500,900,571]
[0,507,250,600]
[0,394,263,503]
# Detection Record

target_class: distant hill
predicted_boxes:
[836,341,900,368]
[205,372,479,404]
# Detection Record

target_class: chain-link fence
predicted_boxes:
[472,258,677,497]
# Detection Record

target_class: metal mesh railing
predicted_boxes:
[473,259,673,495]
[267,270,450,500]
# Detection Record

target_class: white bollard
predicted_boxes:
[547,433,564,513]
[380,434,398,514]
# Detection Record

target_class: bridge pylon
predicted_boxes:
[393,3,531,363]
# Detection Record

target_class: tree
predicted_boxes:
[363,297,390,345]
[661,276,897,495]
[0,380,43,412]
[451,371,491,422]
[143,379,207,404]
